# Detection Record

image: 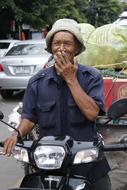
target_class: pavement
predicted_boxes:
[99,126,127,190]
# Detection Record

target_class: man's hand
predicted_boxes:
[54,51,78,83]
[3,133,18,156]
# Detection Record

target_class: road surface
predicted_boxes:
[99,126,127,190]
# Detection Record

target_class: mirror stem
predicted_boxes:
[0,119,24,144]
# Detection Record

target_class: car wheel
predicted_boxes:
[0,90,13,99]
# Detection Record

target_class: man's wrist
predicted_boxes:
[12,131,20,138]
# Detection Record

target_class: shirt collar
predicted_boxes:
[44,66,60,83]
[43,64,91,83]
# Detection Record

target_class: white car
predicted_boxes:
[0,39,51,99]
[113,11,127,26]
[0,39,20,57]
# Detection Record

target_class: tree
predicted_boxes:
[77,0,124,27]
[37,0,87,26]
[0,0,86,29]
[0,0,125,35]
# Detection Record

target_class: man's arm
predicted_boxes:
[3,118,35,155]
[54,52,100,121]
[67,77,99,121]
[16,118,35,137]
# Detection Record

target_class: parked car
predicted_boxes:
[0,39,51,99]
[0,39,20,57]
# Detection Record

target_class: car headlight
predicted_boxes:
[12,146,29,163]
[34,146,65,169]
[73,148,99,164]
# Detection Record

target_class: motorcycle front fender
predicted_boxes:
[19,173,91,190]
[20,173,43,188]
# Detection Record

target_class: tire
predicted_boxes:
[0,90,13,99]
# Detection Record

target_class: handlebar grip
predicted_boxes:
[103,143,127,151]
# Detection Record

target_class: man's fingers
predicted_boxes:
[56,52,67,65]
[54,63,62,74]
[3,139,15,156]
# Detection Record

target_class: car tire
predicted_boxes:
[0,90,13,99]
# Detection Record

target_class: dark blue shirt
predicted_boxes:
[22,64,105,141]
[22,64,110,182]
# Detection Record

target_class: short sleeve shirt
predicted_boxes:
[22,64,105,141]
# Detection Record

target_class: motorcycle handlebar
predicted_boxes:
[102,143,127,151]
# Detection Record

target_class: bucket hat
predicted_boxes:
[46,18,85,55]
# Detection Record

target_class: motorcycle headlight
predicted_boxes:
[12,146,29,163]
[73,148,99,164]
[34,146,65,169]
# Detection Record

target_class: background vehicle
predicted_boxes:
[113,11,127,26]
[0,40,20,57]
[0,98,127,190]
[0,40,51,99]
[78,23,127,119]
[97,74,127,127]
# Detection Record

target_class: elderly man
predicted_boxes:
[3,18,111,190]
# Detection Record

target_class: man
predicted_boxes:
[3,18,111,190]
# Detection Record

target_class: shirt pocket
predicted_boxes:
[68,100,86,126]
[37,101,56,128]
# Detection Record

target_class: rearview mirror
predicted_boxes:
[107,98,127,120]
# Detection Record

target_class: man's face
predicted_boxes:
[51,31,79,62]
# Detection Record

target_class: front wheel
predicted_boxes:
[0,90,13,99]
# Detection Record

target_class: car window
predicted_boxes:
[0,43,10,49]
[6,43,47,56]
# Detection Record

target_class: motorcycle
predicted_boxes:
[0,98,127,190]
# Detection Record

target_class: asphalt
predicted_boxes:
[99,126,127,190]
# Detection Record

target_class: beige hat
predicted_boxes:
[46,18,86,55]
